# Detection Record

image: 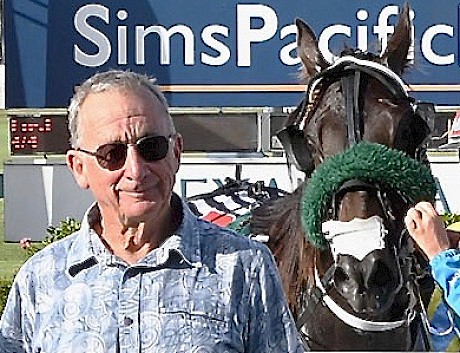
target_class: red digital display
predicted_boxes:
[9,116,71,155]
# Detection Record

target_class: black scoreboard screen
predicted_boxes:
[9,115,71,155]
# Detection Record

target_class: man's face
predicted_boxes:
[68,87,182,228]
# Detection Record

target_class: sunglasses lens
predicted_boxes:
[88,136,170,170]
[138,136,169,162]
[96,144,127,170]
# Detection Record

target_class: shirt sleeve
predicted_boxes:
[0,275,29,353]
[430,248,460,317]
[245,243,305,353]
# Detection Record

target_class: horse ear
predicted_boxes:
[381,4,412,75]
[296,18,328,80]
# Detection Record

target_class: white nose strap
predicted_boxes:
[322,216,388,261]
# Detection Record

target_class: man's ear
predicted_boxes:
[172,134,183,173]
[66,150,90,189]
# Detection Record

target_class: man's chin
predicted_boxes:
[119,201,162,224]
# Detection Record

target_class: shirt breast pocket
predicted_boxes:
[146,310,230,351]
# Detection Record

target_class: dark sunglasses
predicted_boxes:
[78,135,173,171]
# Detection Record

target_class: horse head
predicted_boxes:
[285,5,430,172]
[254,4,436,350]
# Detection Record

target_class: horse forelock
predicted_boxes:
[339,47,381,62]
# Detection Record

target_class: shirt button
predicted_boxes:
[123,316,133,326]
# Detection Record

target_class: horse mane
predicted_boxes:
[250,186,314,316]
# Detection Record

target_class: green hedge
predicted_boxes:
[442,213,460,226]
[0,218,80,317]
[0,277,14,317]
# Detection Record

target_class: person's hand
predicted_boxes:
[404,202,450,260]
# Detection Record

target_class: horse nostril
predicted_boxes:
[334,266,350,284]
[368,261,393,288]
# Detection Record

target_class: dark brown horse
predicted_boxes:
[250,5,436,351]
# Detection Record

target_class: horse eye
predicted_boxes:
[377,98,399,108]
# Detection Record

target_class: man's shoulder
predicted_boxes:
[19,230,82,272]
[195,218,272,259]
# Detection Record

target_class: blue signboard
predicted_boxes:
[5,0,460,107]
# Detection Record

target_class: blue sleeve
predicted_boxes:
[430,249,460,317]
[0,276,28,353]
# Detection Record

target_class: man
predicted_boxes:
[0,70,304,352]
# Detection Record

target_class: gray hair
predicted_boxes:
[68,70,174,148]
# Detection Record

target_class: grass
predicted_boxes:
[0,113,28,279]
[0,200,28,278]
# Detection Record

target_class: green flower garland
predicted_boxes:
[300,142,437,249]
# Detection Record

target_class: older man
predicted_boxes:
[0,70,304,352]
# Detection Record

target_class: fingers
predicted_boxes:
[405,202,450,260]
[413,201,438,217]
[404,207,422,230]
[405,202,439,231]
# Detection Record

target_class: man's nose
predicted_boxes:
[124,145,148,180]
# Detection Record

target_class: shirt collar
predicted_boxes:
[66,195,203,276]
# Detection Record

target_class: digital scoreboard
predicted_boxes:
[9,115,71,155]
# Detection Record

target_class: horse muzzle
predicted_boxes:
[322,216,404,316]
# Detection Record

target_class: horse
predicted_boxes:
[247,4,438,351]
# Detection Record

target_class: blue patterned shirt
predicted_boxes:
[0,199,304,352]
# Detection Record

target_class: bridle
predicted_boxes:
[302,54,412,141]
[296,183,429,349]
[289,54,432,348]
[277,53,417,176]
[296,199,421,331]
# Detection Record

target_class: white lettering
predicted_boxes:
[74,4,111,67]
[422,24,454,65]
[117,10,128,65]
[237,4,278,67]
[136,25,195,65]
[319,25,351,63]
[72,4,458,71]
[279,24,299,66]
[201,25,230,66]
[373,5,399,53]
[356,9,368,52]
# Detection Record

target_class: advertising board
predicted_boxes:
[5,0,460,108]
